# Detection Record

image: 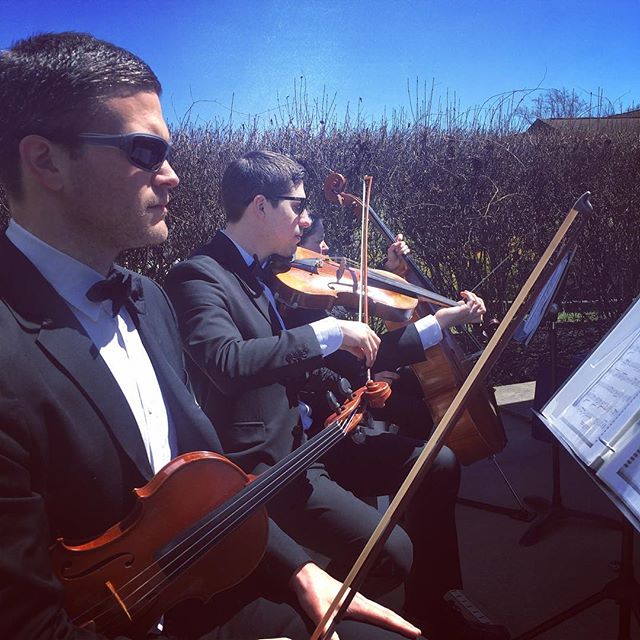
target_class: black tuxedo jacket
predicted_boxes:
[0,234,308,640]
[164,231,425,475]
[165,231,326,474]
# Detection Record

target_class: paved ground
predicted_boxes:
[456,381,640,640]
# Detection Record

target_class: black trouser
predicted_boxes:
[267,431,462,620]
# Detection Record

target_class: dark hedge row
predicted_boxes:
[2,124,638,383]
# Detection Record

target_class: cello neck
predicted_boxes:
[365,202,439,292]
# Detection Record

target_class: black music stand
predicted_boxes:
[457,456,536,522]
[517,292,620,544]
[514,419,640,640]
[514,295,640,639]
[515,516,640,639]
[459,250,580,524]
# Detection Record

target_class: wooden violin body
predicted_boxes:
[51,451,266,637]
[51,383,390,636]
[272,246,418,323]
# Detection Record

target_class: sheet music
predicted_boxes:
[513,253,571,345]
[542,296,640,467]
[558,331,640,452]
[597,414,640,521]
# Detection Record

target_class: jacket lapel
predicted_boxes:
[0,235,154,479]
[197,231,280,334]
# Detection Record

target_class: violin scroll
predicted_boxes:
[323,172,348,206]
[323,380,391,427]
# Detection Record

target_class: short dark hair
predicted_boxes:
[0,32,162,199]
[221,150,306,223]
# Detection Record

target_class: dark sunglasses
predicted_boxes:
[272,195,308,213]
[76,132,172,173]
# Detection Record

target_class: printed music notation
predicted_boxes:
[598,415,640,522]
[558,332,640,451]
[541,295,640,530]
[542,296,640,467]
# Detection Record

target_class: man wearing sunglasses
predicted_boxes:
[0,33,422,640]
[165,151,507,640]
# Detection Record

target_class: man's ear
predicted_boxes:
[251,194,268,218]
[18,135,69,192]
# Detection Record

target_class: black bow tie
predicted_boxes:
[249,255,270,282]
[86,267,145,319]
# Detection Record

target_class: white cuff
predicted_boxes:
[414,314,443,350]
[310,316,343,356]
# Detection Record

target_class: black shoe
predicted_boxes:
[404,590,510,640]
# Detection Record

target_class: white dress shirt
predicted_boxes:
[7,220,176,474]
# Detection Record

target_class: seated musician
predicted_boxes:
[289,213,437,441]
[0,33,424,640]
[165,150,509,640]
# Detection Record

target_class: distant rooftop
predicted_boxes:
[528,109,640,134]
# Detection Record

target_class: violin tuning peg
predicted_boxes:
[325,391,341,412]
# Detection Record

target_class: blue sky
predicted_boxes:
[2,0,639,127]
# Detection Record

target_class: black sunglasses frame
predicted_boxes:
[271,195,308,213]
[76,132,171,173]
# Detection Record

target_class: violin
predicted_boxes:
[271,246,461,323]
[323,172,507,466]
[51,382,390,636]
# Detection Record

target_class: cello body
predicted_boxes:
[388,300,506,465]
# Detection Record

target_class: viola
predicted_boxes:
[271,246,460,324]
[50,382,390,637]
[323,172,507,466]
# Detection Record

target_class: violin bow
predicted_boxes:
[359,175,373,379]
[310,192,593,640]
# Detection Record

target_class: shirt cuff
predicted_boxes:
[310,316,343,356]
[414,314,443,350]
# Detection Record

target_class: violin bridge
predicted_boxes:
[105,580,132,621]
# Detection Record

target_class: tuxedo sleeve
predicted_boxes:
[165,259,324,395]
[373,323,426,372]
[321,323,425,382]
[256,519,313,593]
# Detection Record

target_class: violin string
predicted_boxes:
[72,420,343,626]
[81,401,366,629]
[84,420,348,628]
[326,254,457,308]
[81,420,346,625]
[116,415,359,624]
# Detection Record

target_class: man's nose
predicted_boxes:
[299,210,312,228]
[154,159,180,188]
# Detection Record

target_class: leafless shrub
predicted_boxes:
[1,96,638,383]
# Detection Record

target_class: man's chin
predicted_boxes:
[145,222,169,246]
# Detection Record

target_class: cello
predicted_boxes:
[323,172,507,465]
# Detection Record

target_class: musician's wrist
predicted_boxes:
[288,561,318,595]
